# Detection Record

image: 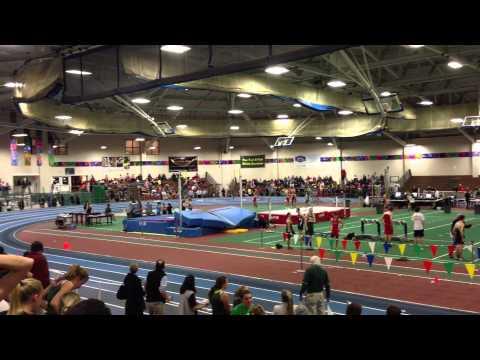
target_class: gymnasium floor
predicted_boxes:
[3,197,480,315]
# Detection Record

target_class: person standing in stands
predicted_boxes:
[208,276,230,315]
[300,256,331,315]
[0,255,33,303]
[46,264,89,314]
[7,278,44,315]
[166,203,173,215]
[382,206,394,244]
[411,207,425,244]
[122,263,145,316]
[273,289,295,315]
[231,289,253,315]
[23,241,50,289]
[145,260,169,315]
[178,275,208,315]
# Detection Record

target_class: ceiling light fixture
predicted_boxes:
[176,124,188,129]
[228,109,244,115]
[265,65,289,75]
[293,103,302,108]
[277,114,289,119]
[167,105,183,111]
[407,45,425,48]
[131,98,150,104]
[450,118,464,124]
[100,146,107,150]
[237,93,252,98]
[327,142,334,146]
[327,80,346,88]
[229,146,235,150]
[160,45,191,54]
[65,70,92,76]
[380,91,392,97]
[338,110,353,115]
[69,130,84,135]
[55,115,72,120]
[149,146,156,150]
[52,145,58,149]
[315,137,322,140]
[3,82,24,88]
[418,100,433,106]
[447,61,463,69]
[12,132,28,137]
[230,125,240,130]
[194,146,201,150]
[135,137,145,142]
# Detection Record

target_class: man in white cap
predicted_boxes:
[299,256,331,315]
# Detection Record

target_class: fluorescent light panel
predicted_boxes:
[327,80,346,88]
[265,66,289,75]
[65,69,92,75]
[161,45,191,54]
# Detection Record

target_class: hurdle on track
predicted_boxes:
[360,218,381,237]
[393,220,408,242]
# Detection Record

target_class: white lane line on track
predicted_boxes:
[24,229,480,284]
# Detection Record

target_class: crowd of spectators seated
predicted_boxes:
[75,173,213,201]
[229,174,385,199]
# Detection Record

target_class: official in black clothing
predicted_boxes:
[123,263,145,316]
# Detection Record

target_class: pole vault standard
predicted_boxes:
[239,174,243,209]
[177,172,182,237]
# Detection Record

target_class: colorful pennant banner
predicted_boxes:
[398,244,406,256]
[368,241,376,254]
[350,252,358,265]
[465,263,476,279]
[384,257,393,270]
[366,254,375,267]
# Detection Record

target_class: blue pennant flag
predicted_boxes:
[366,254,375,267]
[384,243,392,253]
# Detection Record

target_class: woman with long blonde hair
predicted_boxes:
[7,278,44,315]
[46,264,89,314]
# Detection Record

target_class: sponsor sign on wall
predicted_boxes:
[240,155,265,168]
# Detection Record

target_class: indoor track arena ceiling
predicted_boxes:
[1,45,480,143]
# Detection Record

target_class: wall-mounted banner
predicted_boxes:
[24,137,32,166]
[102,156,126,167]
[169,156,198,172]
[241,155,265,168]
[294,155,319,167]
[36,137,43,166]
[10,138,17,166]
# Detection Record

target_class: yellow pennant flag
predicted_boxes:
[465,263,476,279]
[315,236,323,248]
[398,244,406,256]
[350,252,358,265]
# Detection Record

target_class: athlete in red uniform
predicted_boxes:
[330,214,343,248]
[382,206,394,243]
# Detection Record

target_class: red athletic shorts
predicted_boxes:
[384,224,393,236]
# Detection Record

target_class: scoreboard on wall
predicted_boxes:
[169,156,198,172]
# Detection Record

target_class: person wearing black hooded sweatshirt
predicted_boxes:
[123,263,145,316]
[145,260,169,315]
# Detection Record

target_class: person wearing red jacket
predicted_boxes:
[23,241,50,289]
